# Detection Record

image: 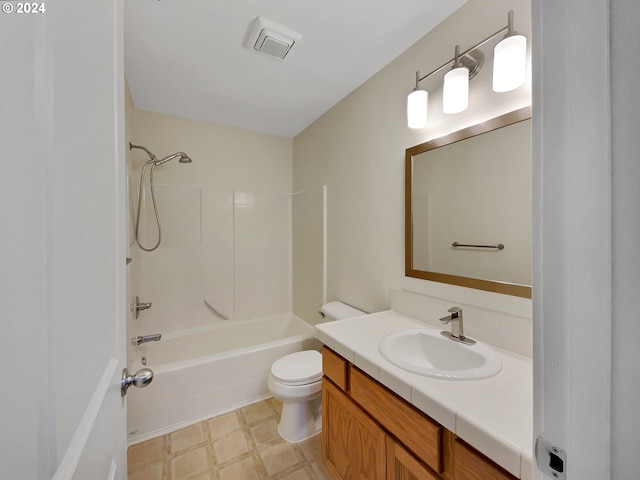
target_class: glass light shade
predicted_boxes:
[443,66,469,114]
[493,34,527,92]
[407,89,428,129]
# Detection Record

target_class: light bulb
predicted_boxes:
[407,89,428,129]
[443,66,469,114]
[493,34,527,92]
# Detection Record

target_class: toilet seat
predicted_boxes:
[270,350,322,386]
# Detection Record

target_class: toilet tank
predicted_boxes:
[318,301,366,322]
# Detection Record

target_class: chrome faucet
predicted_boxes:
[131,334,161,346]
[439,307,476,345]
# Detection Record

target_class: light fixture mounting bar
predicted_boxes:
[416,12,516,85]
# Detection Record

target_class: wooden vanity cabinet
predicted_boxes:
[453,439,517,480]
[322,378,386,479]
[350,367,442,473]
[322,347,439,480]
[321,347,518,480]
[387,438,440,480]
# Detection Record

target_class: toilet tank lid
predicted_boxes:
[271,350,322,383]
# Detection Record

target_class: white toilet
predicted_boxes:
[267,301,365,443]
[267,350,323,443]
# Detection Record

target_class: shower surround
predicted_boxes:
[132,186,292,337]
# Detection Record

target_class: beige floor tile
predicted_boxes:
[260,443,302,477]
[170,423,207,453]
[213,429,250,463]
[127,398,326,480]
[208,411,242,439]
[310,461,333,480]
[249,419,282,447]
[218,456,262,480]
[241,401,275,425]
[297,434,321,462]
[277,467,315,480]
[185,473,216,480]
[269,398,283,417]
[128,436,168,470]
[127,462,164,480]
[171,446,210,479]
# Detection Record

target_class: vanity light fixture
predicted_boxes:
[407,71,429,129]
[492,10,527,92]
[442,45,470,114]
[407,10,527,129]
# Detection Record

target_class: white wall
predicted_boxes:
[610,0,640,475]
[127,110,295,337]
[293,0,532,320]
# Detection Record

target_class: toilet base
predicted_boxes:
[277,395,322,443]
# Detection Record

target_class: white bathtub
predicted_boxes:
[126,313,318,443]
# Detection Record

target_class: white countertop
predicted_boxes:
[316,310,533,479]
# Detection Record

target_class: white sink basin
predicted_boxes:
[378,328,502,380]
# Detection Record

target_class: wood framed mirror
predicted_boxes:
[405,107,532,298]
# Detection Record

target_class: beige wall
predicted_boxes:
[293,0,532,315]
[292,186,326,324]
[131,109,292,192]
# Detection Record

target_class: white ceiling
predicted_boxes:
[124,0,466,138]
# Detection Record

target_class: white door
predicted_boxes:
[533,1,640,478]
[0,1,128,479]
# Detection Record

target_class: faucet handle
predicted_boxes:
[440,306,474,344]
[440,306,461,324]
[134,296,153,319]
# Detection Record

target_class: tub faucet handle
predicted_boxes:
[134,296,152,319]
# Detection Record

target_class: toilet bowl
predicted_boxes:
[267,350,323,443]
[268,301,366,443]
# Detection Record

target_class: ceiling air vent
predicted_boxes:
[245,17,302,60]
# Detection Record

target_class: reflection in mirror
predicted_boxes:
[405,107,532,298]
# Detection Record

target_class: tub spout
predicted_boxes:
[131,334,161,346]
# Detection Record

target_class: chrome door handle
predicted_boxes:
[121,367,154,396]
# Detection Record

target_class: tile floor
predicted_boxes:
[127,398,333,480]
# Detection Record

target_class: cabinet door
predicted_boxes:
[454,439,518,480]
[322,378,386,480]
[350,367,443,473]
[387,437,440,480]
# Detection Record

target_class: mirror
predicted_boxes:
[405,107,532,298]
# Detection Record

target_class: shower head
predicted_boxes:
[129,143,192,166]
[154,152,192,166]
